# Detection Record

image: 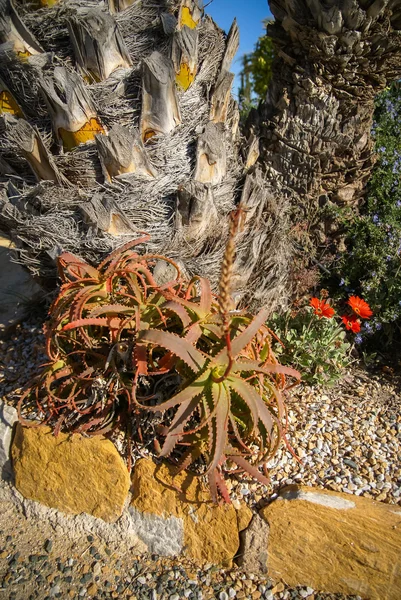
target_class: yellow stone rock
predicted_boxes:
[12,424,130,522]
[260,485,401,599]
[131,459,241,566]
[236,502,253,532]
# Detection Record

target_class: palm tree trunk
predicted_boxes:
[1,0,401,310]
[247,0,401,291]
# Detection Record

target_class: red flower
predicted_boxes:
[310,297,335,319]
[347,296,373,319]
[342,315,361,333]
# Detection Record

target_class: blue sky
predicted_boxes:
[206,0,272,96]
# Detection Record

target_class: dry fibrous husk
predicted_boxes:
[9,0,396,315]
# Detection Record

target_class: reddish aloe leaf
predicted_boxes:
[112,265,157,287]
[232,359,301,382]
[62,317,110,331]
[227,376,260,436]
[198,277,213,316]
[208,466,231,503]
[57,252,100,282]
[71,286,107,321]
[205,383,230,474]
[214,308,270,365]
[186,276,213,318]
[89,304,135,317]
[226,453,270,486]
[207,469,218,503]
[163,301,192,327]
[231,375,278,441]
[137,329,206,372]
[176,447,198,474]
[171,379,225,439]
[159,393,203,457]
[97,234,150,271]
[184,323,202,344]
[51,279,99,311]
[136,371,207,413]
[134,344,148,376]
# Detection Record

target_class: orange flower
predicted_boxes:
[342,315,361,333]
[310,297,335,319]
[347,296,373,319]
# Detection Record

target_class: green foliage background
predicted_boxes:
[238,21,274,112]
[325,83,401,353]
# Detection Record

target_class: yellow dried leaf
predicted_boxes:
[143,129,156,142]
[16,50,32,60]
[180,6,198,29]
[176,63,195,91]
[58,118,105,151]
[0,90,23,118]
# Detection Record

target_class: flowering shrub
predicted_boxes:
[310,297,335,319]
[267,294,372,386]
[325,82,401,352]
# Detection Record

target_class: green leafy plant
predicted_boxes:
[19,227,300,502]
[238,20,275,111]
[267,297,352,386]
[324,82,401,354]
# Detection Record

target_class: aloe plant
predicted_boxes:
[136,302,299,501]
[19,236,185,439]
[19,237,299,501]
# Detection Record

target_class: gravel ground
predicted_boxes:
[0,317,400,599]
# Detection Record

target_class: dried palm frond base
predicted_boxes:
[18,238,299,503]
[0,0,291,314]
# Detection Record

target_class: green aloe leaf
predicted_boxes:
[205,383,230,474]
[213,308,270,365]
[137,329,207,372]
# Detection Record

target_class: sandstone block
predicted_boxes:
[260,485,401,599]
[131,459,246,566]
[12,424,130,522]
